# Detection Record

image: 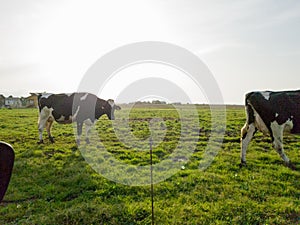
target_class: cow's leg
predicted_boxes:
[270,122,294,169]
[38,116,47,144]
[240,123,256,167]
[46,118,55,143]
[38,108,52,144]
[76,122,83,145]
[84,119,94,144]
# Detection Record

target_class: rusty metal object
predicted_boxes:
[0,142,15,202]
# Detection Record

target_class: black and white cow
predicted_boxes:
[241,90,300,169]
[38,93,121,145]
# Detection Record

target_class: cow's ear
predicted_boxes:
[115,105,121,110]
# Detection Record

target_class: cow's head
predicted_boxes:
[105,99,121,120]
[95,98,121,120]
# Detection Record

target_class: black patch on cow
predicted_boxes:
[42,94,73,122]
[0,142,14,202]
[245,90,300,134]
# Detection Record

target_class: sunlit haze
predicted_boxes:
[1,0,300,104]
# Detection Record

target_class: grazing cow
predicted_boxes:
[38,93,121,145]
[240,90,300,169]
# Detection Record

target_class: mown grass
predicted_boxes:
[0,106,299,224]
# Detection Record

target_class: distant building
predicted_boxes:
[5,96,22,108]
[26,93,39,108]
[0,93,39,109]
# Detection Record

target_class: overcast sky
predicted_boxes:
[0,0,299,104]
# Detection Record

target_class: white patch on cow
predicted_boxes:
[284,118,293,132]
[84,118,94,126]
[270,121,290,163]
[107,99,115,108]
[270,121,283,139]
[39,107,54,120]
[41,93,53,99]
[271,118,293,134]
[252,107,269,135]
[38,106,54,142]
[57,115,65,122]
[275,113,279,118]
[261,91,271,100]
[80,93,89,101]
[72,106,80,121]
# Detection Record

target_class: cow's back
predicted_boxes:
[38,93,74,122]
[246,90,300,134]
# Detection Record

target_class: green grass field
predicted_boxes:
[0,105,299,224]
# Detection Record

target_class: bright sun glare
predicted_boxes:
[34,0,173,96]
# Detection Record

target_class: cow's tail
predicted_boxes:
[37,93,43,112]
[241,92,256,140]
[244,92,255,125]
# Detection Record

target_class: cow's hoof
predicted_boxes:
[239,161,247,168]
[49,137,55,143]
[286,161,296,170]
[37,140,44,144]
[85,138,90,144]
